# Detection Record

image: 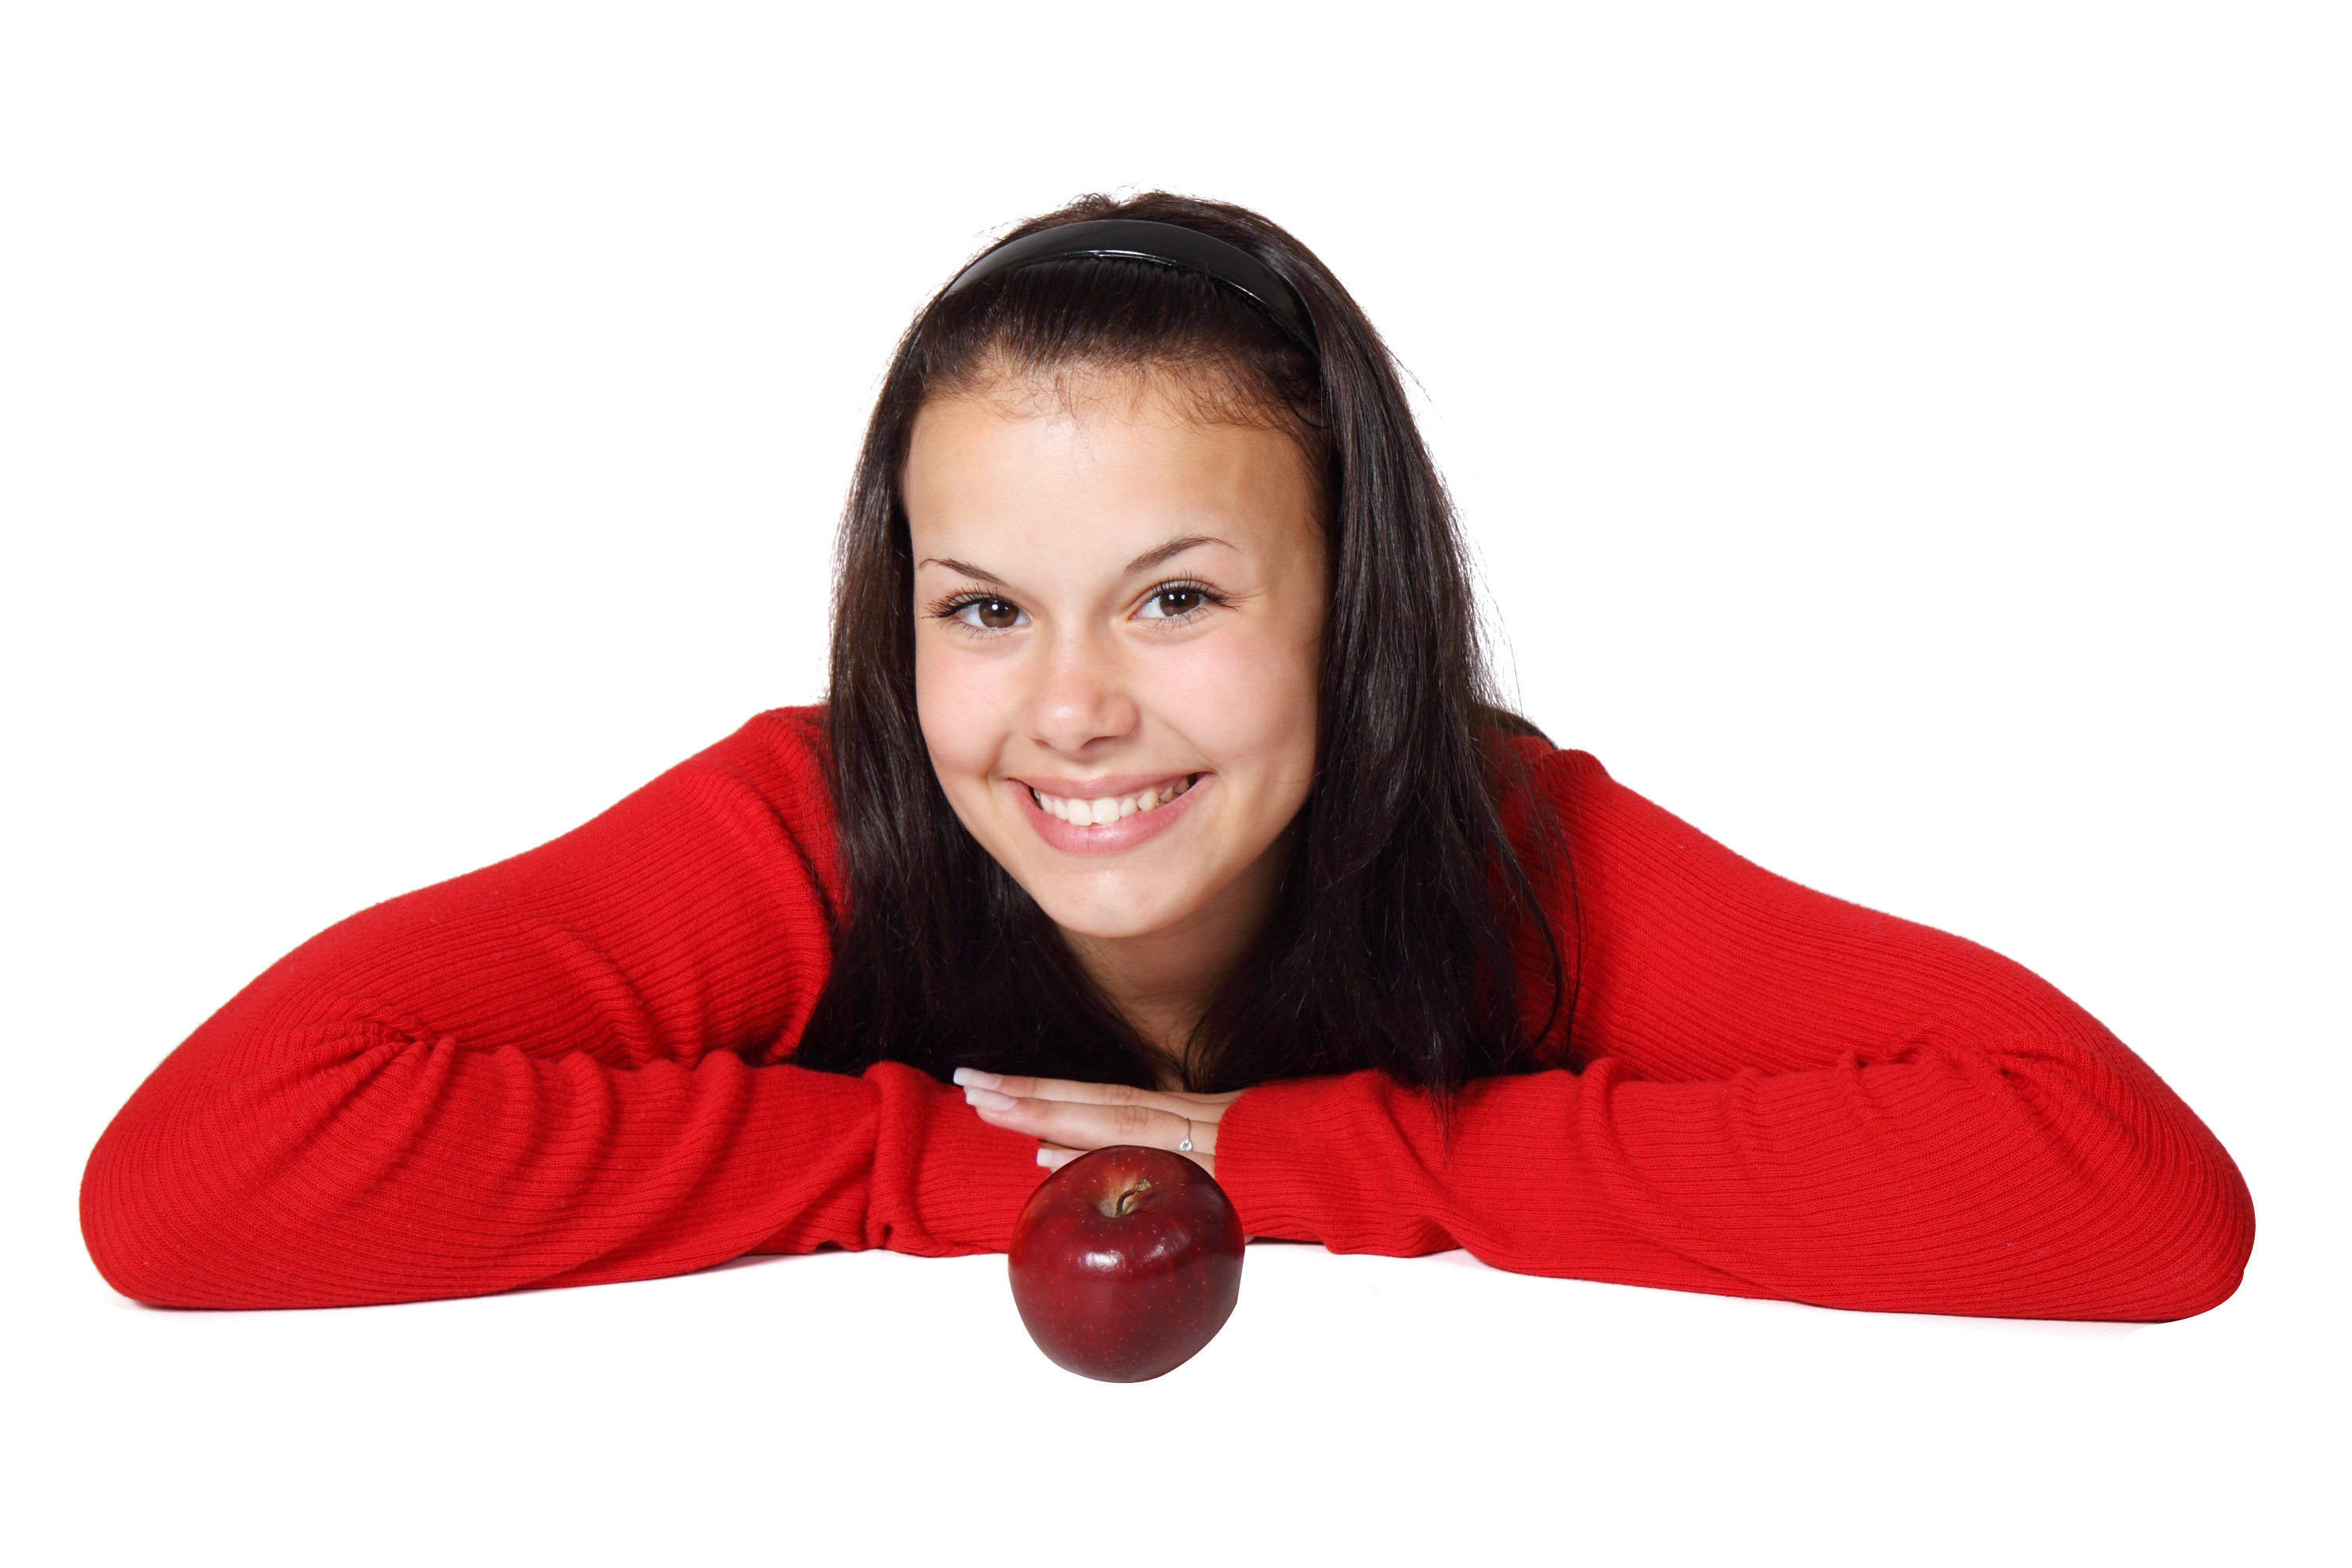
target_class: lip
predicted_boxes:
[1010,772,1207,855]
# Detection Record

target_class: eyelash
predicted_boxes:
[1134,579,1225,623]
[927,580,1227,634]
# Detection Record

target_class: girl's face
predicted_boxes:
[906,375,1327,946]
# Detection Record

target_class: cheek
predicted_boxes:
[1156,622,1319,794]
[914,641,1014,785]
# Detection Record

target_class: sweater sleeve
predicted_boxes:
[1210,747,2255,1321]
[79,708,1046,1310]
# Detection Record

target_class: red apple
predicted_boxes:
[1008,1145,1245,1382]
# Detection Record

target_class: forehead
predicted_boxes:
[903,376,1321,560]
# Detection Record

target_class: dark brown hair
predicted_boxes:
[788,191,1573,1098]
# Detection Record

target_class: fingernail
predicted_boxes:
[964,1086,1018,1110]
[953,1068,1001,1090]
[1036,1149,1053,1167]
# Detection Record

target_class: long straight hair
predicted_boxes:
[788,192,1574,1099]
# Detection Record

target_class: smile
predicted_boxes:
[1011,772,1206,855]
[1029,774,1198,825]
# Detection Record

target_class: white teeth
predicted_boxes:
[1031,775,1197,827]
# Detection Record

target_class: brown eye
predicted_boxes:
[952,596,1028,631]
[1141,586,1210,620]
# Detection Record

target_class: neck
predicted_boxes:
[1058,837,1290,1088]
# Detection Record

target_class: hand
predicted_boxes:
[953,1068,1243,1178]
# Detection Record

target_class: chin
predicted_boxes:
[1029,880,1200,941]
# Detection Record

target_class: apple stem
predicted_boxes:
[1112,1180,1155,1218]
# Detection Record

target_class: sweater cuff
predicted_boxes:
[1212,1071,1443,1252]
[866,1062,1050,1256]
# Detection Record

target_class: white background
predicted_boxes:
[3,4,2344,1563]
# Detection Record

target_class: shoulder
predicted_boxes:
[704,702,829,755]
[692,704,833,790]
[1483,729,1624,855]
[637,703,841,884]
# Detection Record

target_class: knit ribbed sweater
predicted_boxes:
[79,706,2254,1317]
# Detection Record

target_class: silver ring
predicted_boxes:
[1178,1119,1194,1154]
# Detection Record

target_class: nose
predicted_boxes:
[1025,626,1139,757]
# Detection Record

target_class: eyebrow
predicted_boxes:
[1123,534,1231,575]
[917,534,1234,586]
[917,557,1010,587]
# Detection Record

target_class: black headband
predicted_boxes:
[939,218,1319,358]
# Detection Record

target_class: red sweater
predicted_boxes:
[80,706,2253,1318]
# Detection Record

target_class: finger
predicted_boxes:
[969,1094,1190,1155]
[1025,1126,1212,1176]
[956,1067,1161,1109]
[955,1068,1240,1120]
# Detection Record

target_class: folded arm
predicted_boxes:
[79,710,1042,1310]
[1210,750,2254,1321]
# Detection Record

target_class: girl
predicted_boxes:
[80,192,2252,1319]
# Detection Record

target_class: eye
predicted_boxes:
[946,594,1028,632]
[1136,583,1220,622]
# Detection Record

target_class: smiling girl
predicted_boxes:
[81,193,2253,1319]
